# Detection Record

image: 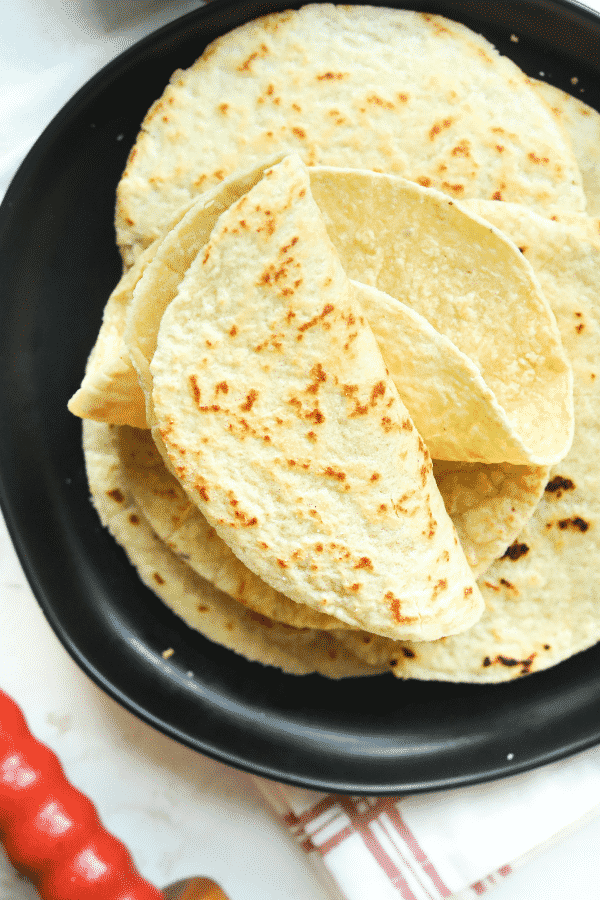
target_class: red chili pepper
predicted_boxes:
[0,688,163,899]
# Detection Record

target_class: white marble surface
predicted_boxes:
[2,1,600,898]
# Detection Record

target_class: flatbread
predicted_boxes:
[67,243,154,428]
[432,459,548,576]
[118,424,352,630]
[67,196,210,429]
[335,209,600,681]
[125,163,574,467]
[309,166,574,466]
[530,79,600,215]
[116,5,585,267]
[83,419,382,678]
[126,160,283,430]
[150,155,483,641]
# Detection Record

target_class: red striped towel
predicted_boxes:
[254,744,600,899]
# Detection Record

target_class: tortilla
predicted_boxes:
[125,162,573,467]
[67,197,206,429]
[335,209,600,681]
[115,5,584,267]
[118,424,353,630]
[530,78,600,215]
[150,155,483,641]
[309,166,574,466]
[125,160,284,431]
[83,420,382,677]
[67,243,154,429]
[432,459,548,576]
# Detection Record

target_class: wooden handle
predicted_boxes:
[174,877,229,900]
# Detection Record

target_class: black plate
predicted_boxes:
[1,0,600,795]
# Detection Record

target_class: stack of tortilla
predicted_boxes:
[70,6,600,682]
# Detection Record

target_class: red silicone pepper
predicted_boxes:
[0,688,163,899]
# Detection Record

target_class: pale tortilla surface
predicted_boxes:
[531,79,600,215]
[83,420,382,678]
[67,244,154,429]
[432,460,548,577]
[126,161,282,431]
[116,5,584,266]
[68,198,206,429]
[118,424,352,630]
[126,163,573,469]
[150,156,483,641]
[336,211,600,681]
[310,166,574,467]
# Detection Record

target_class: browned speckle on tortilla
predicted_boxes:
[317,71,347,80]
[401,647,416,659]
[153,572,165,585]
[545,475,575,496]
[276,558,288,568]
[370,381,386,404]
[196,485,210,502]
[354,557,373,571]
[306,408,325,425]
[432,578,447,599]
[238,51,259,72]
[215,381,229,394]
[442,181,465,195]
[451,141,471,157]
[370,473,380,482]
[558,516,590,532]
[107,488,125,503]
[367,93,395,110]
[240,389,258,412]
[528,151,550,164]
[323,466,346,481]
[483,656,492,667]
[484,580,501,592]
[498,655,520,667]
[129,513,140,525]
[306,362,327,394]
[429,117,453,140]
[502,541,529,560]
[464,585,473,596]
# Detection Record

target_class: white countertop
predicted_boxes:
[2,2,600,898]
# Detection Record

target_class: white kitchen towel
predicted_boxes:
[254,743,600,899]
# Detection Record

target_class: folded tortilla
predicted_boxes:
[335,209,600,680]
[118,423,353,630]
[309,166,574,466]
[150,155,483,641]
[83,420,381,677]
